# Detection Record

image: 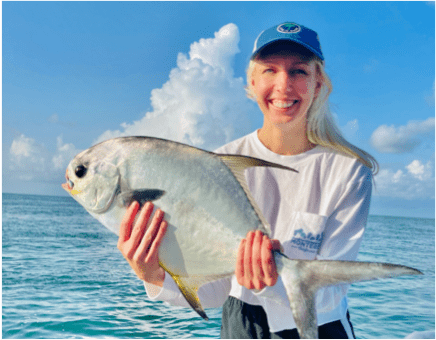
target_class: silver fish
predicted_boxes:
[62,136,422,339]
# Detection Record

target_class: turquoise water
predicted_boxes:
[2,193,434,338]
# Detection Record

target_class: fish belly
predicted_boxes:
[156,174,262,277]
[124,146,266,278]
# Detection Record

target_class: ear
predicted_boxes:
[313,64,323,98]
[247,61,259,100]
[250,72,257,93]
[244,77,256,100]
[314,79,322,98]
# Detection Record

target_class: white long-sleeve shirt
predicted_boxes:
[144,130,372,332]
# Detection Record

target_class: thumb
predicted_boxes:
[271,239,284,253]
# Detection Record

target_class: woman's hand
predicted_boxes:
[117,201,168,287]
[236,230,281,290]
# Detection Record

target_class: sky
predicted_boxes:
[2,1,435,218]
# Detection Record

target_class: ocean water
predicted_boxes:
[2,193,434,339]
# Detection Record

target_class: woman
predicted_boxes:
[117,22,377,338]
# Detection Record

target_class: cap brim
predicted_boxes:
[251,38,324,61]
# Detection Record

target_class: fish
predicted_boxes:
[62,136,422,339]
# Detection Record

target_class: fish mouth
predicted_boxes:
[62,169,81,195]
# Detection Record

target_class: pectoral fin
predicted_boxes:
[119,189,166,207]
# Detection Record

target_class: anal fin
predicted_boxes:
[171,275,209,320]
[162,267,233,321]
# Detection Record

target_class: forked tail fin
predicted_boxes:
[274,252,423,339]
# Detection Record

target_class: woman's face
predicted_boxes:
[251,53,321,132]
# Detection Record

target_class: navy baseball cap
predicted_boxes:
[251,22,324,60]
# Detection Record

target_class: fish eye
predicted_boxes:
[75,165,87,178]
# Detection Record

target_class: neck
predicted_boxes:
[257,124,315,156]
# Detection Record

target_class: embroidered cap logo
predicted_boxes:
[277,23,301,34]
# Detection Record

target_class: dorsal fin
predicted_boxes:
[216,154,298,233]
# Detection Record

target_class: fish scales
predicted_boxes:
[63,136,423,339]
[120,138,264,277]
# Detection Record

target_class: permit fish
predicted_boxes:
[62,136,422,339]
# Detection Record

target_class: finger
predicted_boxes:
[118,201,140,245]
[261,235,278,287]
[135,208,164,261]
[252,230,265,290]
[145,218,168,263]
[244,231,255,288]
[235,239,246,286]
[129,202,154,249]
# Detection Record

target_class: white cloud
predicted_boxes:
[47,113,76,127]
[8,133,82,182]
[9,134,47,177]
[370,117,435,153]
[52,136,82,170]
[188,23,240,76]
[406,160,433,181]
[374,159,435,200]
[93,23,255,151]
[7,23,256,187]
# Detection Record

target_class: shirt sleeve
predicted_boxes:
[144,272,232,309]
[316,164,372,262]
[315,163,373,312]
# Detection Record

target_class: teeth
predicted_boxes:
[272,100,297,109]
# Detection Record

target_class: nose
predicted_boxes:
[275,71,293,93]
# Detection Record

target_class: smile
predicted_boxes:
[271,100,298,109]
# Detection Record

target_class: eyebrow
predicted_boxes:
[259,60,311,66]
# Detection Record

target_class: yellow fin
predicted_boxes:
[171,275,209,320]
[160,262,232,320]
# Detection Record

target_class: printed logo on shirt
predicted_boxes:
[290,228,324,253]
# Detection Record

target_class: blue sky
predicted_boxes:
[3,1,435,218]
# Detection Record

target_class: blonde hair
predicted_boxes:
[246,53,379,174]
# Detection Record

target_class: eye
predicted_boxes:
[75,165,87,178]
[290,69,308,76]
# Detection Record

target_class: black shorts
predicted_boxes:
[220,296,356,339]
